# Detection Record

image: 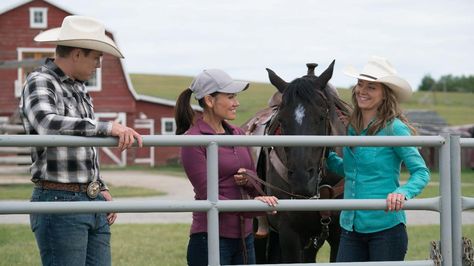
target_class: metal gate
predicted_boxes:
[0,134,473,266]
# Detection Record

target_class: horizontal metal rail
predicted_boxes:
[460,137,474,147]
[463,197,474,211]
[0,135,445,147]
[247,260,435,266]
[0,198,441,215]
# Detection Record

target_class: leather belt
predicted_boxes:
[35,180,91,193]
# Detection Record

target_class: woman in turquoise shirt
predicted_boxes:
[327,56,430,262]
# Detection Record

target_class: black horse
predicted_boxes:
[245,61,351,263]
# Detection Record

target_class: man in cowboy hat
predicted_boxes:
[19,15,142,265]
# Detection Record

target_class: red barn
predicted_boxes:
[0,0,196,168]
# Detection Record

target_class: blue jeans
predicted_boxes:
[336,223,408,262]
[187,233,256,265]
[30,187,111,266]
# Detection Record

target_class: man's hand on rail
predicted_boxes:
[111,121,143,151]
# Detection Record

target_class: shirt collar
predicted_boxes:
[43,58,84,85]
[195,118,235,135]
[348,117,377,136]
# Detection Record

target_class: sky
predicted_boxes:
[1,0,473,89]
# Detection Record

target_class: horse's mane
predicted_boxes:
[282,77,352,118]
[324,85,352,117]
[283,78,327,107]
[323,84,352,137]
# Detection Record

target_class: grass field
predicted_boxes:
[0,223,473,265]
[1,169,473,264]
[130,73,474,126]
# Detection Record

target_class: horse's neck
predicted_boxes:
[326,92,352,157]
[326,91,352,137]
[329,106,346,136]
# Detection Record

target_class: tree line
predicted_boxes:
[418,74,474,93]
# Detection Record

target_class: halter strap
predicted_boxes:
[263,105,331,199]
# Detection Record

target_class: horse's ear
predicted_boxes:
[318,60,335,87]
[266,68,288,93]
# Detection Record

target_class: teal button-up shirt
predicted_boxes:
[326,118,430,233]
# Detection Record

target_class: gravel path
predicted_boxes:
[1,170,473,225]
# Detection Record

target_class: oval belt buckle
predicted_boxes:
[87,181,101,199]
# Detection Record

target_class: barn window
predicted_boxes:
[29,7,48,29]
[84,66,102,92]
[15,48,55,97]
[161,118,176,135]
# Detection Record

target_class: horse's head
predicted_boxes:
[266,60,335,198]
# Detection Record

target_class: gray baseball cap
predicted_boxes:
[189,69,249,100]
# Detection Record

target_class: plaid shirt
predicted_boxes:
[19,58,112,184]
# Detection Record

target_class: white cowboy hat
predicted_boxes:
[343,56,412,102]
[34,15,124,58]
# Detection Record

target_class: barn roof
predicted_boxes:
[0,0,72,16]
[121,67,201,110]
[0,0,201,111]
[405,109,447,135]
[405,109,471,137]
[405,109,449,127]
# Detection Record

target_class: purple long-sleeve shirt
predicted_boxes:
[181,118,259,239]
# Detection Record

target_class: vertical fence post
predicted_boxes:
[450,135,462,266]
[207,142,220,266]
[439,133,452,266]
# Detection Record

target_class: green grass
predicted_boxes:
[0,183,164,200]
[130,74,194,101]
[130,73,474,126]
[399,170,474,198]
[0,224,473,265]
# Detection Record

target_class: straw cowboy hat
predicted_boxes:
[343,56,412,102]
[34,15,124,58]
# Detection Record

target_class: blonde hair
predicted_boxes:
[348,84,417,135]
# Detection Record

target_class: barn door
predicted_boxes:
[134,118,155,167]
[95,112,127,166]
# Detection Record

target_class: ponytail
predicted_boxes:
[174,88,194,135]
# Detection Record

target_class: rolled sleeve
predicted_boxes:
[393,122,430,199]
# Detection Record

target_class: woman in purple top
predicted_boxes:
[175,69,278,266]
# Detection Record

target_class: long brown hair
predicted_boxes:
[174,89,195,135]
[174,89,218,135]
[348,84,417,135]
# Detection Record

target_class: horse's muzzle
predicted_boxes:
[289,168,319,197]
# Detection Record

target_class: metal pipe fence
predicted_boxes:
[0,134,471,266]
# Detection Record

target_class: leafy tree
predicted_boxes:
[418,75,436,91]
[418,74,474,92]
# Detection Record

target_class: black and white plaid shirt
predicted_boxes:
[19,58,112,184]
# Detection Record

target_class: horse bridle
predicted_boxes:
[264,100,332,200]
